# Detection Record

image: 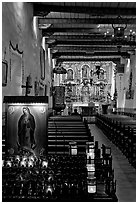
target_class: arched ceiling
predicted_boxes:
[33,2,136,63]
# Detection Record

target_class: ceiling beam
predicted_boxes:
[52,51,130,58]
[51,46,131,54]
[39,17,135,25]
[42,28,103,34]
[48,40,135,48]
[33,4,136,16]
[44,34,134,41]
[45,34,109,40]
[56,57,121,64]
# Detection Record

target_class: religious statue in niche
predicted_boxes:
[82,65,89,78]
[81,84,90,102]
[67,69,73,80]
[99,69,105,80]
[17,107,36,150]
[90,69,94,78]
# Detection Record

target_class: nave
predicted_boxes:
[2,2,136,202]
[89,123,136,202]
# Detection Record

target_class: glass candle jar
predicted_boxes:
[69,141,77,155]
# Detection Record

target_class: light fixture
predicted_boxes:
[112,15,127,43]
[53,62,67,74]
[112,15,136,53]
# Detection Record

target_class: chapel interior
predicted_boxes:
[2,2,136,202]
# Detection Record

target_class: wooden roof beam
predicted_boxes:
[39,17,135,25]
[33,4,136,16]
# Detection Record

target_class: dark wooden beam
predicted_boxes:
[44,34,134,41]
[48,39,135,47]
[33,4,136,16]
[56,57,121,64]
[51,46,131,53]
[39,17,135,25]
[46,34,109,41]
[52,51,130,58]
[42,28,101,34]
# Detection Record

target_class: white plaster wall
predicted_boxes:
[2,2,53,111]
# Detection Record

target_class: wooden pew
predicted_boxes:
[96,114,136,168]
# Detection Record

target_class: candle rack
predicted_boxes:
[2,140,118,202]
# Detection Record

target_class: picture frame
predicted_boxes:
[40,47,45,80]
[2,59,8,86]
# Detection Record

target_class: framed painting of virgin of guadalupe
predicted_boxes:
[3,96,49,156]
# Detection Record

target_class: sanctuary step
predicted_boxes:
[48,115,91,154]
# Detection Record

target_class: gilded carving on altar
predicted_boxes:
[61,61,114,104]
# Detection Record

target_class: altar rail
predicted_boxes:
[96,114,136,168]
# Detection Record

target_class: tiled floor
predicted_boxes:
[89,124,136,202]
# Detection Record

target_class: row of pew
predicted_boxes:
[117,111,136,119]
[96,114,136,168]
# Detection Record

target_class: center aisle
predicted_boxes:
[88,124,136,202]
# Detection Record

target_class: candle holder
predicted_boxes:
[20,160,26,167]
[6,160,12,167]
[87,177,97,194]
[42,160,48,168]
[28,160,34,168]
[69,141,77,155]
[86,142,95,161]
[86,163,95,178]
